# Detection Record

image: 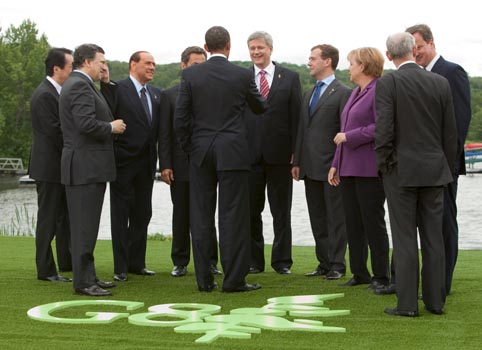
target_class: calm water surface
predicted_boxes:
[1,172,481,249]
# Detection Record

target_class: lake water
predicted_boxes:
[1,171,481,249]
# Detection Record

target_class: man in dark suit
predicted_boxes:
[292,44,350,280]
[159,46,221,278]
[60,44,126,297]
[29,48,73,282]
[406,24,472,296]
[174,26,266,293]
[375,32,457,317]
[244,31,302,275]
[101,51,160,282]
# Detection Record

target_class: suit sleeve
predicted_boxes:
[289,73,302,153]
[246,74,267,115]
[100,81,118,114]
[174,74,193,153]
[374,76,396,174]
[158,90,173,170]
[441,80,458,174]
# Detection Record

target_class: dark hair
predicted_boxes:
[45,48,73,76]
[205,26,230,51]
[405,24,434,43]
[181,46,207,64]
[73,43,105,69]
[311,44,340,70]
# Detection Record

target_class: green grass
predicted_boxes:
[0,235,480,349]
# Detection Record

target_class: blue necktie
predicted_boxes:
[309,81,324,115]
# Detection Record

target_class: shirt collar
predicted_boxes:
[425,53,441,72]
[46,76,62,94]
[255,62,275,76]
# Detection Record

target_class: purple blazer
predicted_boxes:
[331,78,379,177]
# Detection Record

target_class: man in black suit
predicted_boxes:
[292,44,350,280]
[406,24,472,296]
[375,32,457,317]
[101,51,160,282]
[29,48,73,282]
[60,44,126,296]
[244,31,302,275]
[159,46,221,278]
[174,26,266,293]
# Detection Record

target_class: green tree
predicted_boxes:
[0,20,49,166]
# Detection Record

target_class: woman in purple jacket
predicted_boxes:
[328,47,389,290]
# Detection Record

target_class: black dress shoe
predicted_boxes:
[367,281,387,291]
[324,270,345,280]
[384,308,419,317]
[304,268,329,277]
[96,279,116,289]
[374,283,396,295]
[222,283,262,293]
[75,285,112,297]
[210,265,223,275]
[425,306,444,315]
[134,268,155,276]
[44,275,72,282]
[113,273,128,282]
[249,267,263,274]
[341,277,370,286]
[171,265,187,277]
[275,267,291,275]
[198,281,218,292]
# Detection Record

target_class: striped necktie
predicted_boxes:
[259,70,269,98]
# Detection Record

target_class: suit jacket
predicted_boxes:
[59,71,116,185]
[101,78,161,178]
[432,56,472,175]
[331,78,379,177]
[158,84,189,181]
[375,62,457,187]
[174,56,266,171]
[29,78,63,182]
[244,63,302,164]
[293,79,351,181]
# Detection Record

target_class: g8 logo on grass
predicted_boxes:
[27,294,350,344]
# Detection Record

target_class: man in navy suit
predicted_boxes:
[244,31,302,275]
[60,44,126,296]
[159,46,221,278]
[30,47,73,282]
[174,26,266,293]
[101,51,160,282]
[406,24,472,296]
[375,32,456,316]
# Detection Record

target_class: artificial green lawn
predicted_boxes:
[0,235,480,349]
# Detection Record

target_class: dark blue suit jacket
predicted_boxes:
[432,56,472,175]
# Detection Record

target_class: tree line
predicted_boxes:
[1,20,481,166]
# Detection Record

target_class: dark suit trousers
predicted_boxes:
[110,152,153,274]
[35,181,71,278]
[248,161,293,271]
[66,183,106,289]
[383,170,446,312]
[189,149,250,290]
[340,177,389,284]
[170,180,219,267]
[304,177,347,272]
[443,177,458,295]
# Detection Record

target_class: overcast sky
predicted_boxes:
[2,0,481,77]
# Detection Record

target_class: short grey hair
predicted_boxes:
[386,32,415,60]
[247,31,273,48]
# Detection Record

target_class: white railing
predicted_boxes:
[0,158,24,170]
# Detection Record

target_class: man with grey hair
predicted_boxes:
[244,31,301,275]
[375,32,456,317]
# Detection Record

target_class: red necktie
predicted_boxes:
[259,70,269,98]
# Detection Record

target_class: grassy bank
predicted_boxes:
[0,236,480,349]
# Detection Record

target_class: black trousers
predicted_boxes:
[189,148,250,290]
[248,161,293,271]
[66,182,106,289]
[170,180,219,267]
[304,177,347,272]
[442,178,459,295]
[340,177,389,284]
[35,181,71,278]
[383,170,446,312]
[110,152,153,274]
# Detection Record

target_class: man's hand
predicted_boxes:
[100,64,110,83]
[291,165,300,181]
[161,169,174,185]
[111,119,126,134]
